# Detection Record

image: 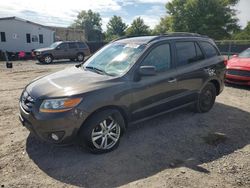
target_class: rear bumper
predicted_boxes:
[225,74,250,85]
[19,103,89,144]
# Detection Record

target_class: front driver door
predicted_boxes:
[54,43,69,59]
[130,42,179,121]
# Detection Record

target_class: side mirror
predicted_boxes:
[56,46,61,50]
[139,66,156,76]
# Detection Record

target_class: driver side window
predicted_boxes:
[141,43,171,72]
[58,43,68,50]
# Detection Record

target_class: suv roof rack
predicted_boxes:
[147,32,208,44]
[110,35,150,43]
[110,32,208,44]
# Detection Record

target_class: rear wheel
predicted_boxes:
[194,83,216,113]
[76,53,84,62]
[78,109,126,153]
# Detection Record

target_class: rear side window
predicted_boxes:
[199,41,218,58]
[176,42,204,66]
[141,43,171,72]
[78,42,87,48]
[69,43,77,49]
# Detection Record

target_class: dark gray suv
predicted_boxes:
[19,33,226,153]
[34,41,90,64]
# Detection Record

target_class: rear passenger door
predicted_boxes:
[68,43,78,58]
[174,41,207,103]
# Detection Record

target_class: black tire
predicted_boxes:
[78,109,126,154]
[43,54,53,64]
[76,53,84,62]
[194,82,216,113]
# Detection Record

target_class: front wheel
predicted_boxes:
[43,55,53,64]
[194,83,216,113]
[78,109,126,153]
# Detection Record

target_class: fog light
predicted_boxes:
[51,133,59,141]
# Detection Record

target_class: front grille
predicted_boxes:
[21,91,35,113]
[226,69,250,77]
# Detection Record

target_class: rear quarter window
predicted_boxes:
[69,43,77,49]
[199,41,219,58]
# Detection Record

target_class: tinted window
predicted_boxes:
[141,44,171,72]
[195,43,203,58]
[39,34,43,44]
[0,32,6,42]
[78,42,87,48]
[200,41,218,58]
[69,43,77,49]
[26,33,31,43]
[176,42,197,65]
[58,43,68,49]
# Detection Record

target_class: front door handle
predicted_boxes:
[168,78,177,83]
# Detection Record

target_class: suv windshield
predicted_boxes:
[238,48,250,58]
[83,43,145,76]
[50,42,62,48]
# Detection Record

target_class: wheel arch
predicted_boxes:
[79,105,130,132]
[43,53,54,59]
[200,78,221,96]
[209,79,220,95]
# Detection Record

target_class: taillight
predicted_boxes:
[224,58,228,66]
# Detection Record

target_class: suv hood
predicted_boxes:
[35,47,54,52]
[26,66,117,98]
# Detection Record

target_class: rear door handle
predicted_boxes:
[168,78,177,83]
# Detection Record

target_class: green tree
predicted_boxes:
[71,10,102,41]
[157,0,240,39]
[233,22,250,40]
[153,17,173,35]
[106,16,127,38]
[126,17,150,36]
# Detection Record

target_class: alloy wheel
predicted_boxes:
[44,56,52,64]
[91,116,120,150]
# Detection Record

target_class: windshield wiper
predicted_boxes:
[84,66,107,75]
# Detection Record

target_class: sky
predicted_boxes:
[0,0,249,31]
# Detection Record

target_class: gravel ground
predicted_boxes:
[0,60,249,188]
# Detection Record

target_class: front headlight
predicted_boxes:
[36,51,41,55]
[40,98,82,113]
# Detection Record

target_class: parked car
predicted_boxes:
[19,33,225,153]
[34,41,91,64]
[225,48,250,85]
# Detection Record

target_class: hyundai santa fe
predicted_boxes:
[19,33,226,153]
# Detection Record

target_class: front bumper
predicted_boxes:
[19,102,89,144]
[225,74,250,86]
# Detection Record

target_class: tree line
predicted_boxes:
[70,0,250,41]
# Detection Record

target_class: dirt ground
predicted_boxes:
[0,60,249,188]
